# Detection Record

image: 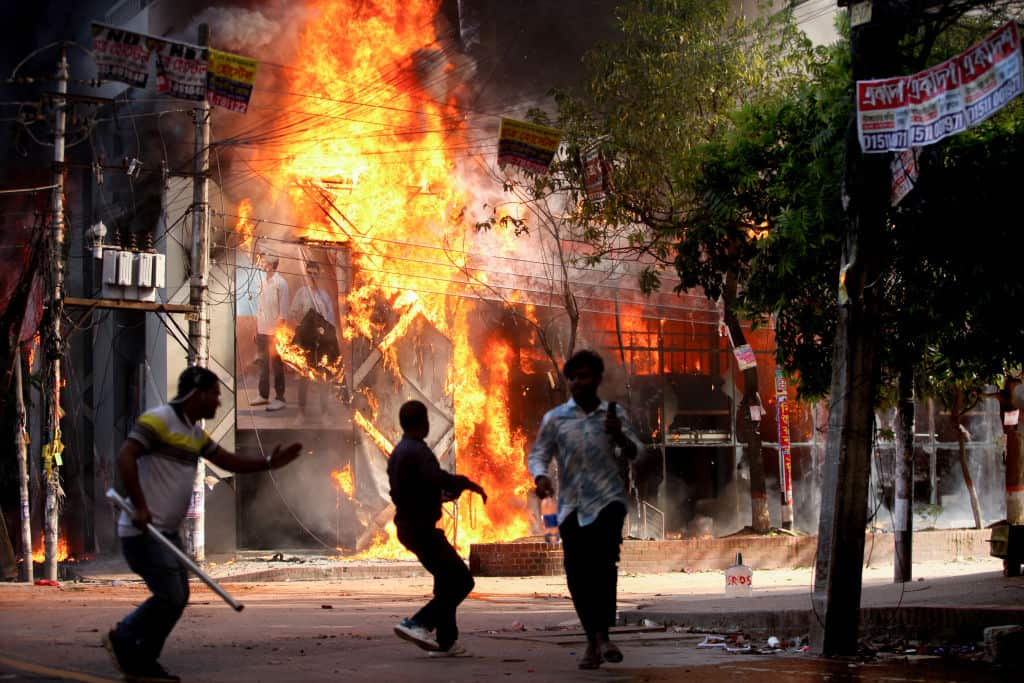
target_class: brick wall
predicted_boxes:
[470,529,992,577]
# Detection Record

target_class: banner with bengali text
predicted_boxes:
[91,22,154,88]
[207,49,260,114]
[775,369,793,506]
[497,118,562,174]
[154,39,208,101]
[857,21,1022,153]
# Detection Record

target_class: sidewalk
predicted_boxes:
[69,552,1024,644]
[619,558,1024,642]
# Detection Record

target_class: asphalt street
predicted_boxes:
[0,559,1015,682]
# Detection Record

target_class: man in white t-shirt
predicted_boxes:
[253,253,289,411]
[103,366,302,682]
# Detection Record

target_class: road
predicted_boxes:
[0,562,1011,682]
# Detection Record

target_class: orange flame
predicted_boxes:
[31,536,69,563]
[353,521,412,560]
[273,324,345,384]
[353,410,394,456]
[252,0,543,555]
[331,464,355,498]
[235,199,256,254]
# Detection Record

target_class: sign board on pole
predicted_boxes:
[850,1,872,28]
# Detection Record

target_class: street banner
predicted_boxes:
[154,39,208,101]
[91,22,154,88]
[858,21,1023,153]
[856,76,908,152]
[733,343,757,371]
[890,147,920,205]
[582,142,609,204]
[208,49,260,114]
[775,368,793,506]
[497,118,562,174]
[960,21,1023,127]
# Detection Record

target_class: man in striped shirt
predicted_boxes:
[528,350,642,670]
[103,366,302,683]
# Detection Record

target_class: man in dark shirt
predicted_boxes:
[388,400,487,656]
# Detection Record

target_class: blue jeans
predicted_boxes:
[116,531,190,662]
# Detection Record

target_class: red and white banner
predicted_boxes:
[858,21,1022,153]
[775,369,793,506]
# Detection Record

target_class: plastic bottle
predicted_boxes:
[724,552,753,597]
[541,496,559,544]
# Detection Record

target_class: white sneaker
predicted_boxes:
[266,399,286,412]
[429,641,469,657]
[394,618,438,651]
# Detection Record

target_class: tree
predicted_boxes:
[535,0,817,534]
[684,4,1024,606]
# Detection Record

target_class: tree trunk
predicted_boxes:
[723,272,770,533]
[953,389,983,529]
[893,366,914,583]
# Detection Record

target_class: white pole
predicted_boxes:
[185,24,212,561]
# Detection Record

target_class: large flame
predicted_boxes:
[31,536,69,563]
[247,0,541,556]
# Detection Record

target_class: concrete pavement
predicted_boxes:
[69,552,1024,644]
[0,557,1019,681]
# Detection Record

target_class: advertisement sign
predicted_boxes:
[208,49,260,113]
[154,39,208,101]
[732,343,757,371]
[775,368,793,506]
[497,118,562,174]
[857,21,1023,153]
[582,143,608,204]
[91,22,154,88]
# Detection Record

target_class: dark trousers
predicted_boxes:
[560,502,626,639]
[116,532,190,663]
[397,526,474,650]
[256,333,285,401]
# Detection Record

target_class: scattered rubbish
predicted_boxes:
[642,619,661,628]
[110,579,124,587]
[725,645,753,654]
[34,579,60,587]
[511,621,526,631]
[321,604,333,609]
[766,636,780,649]
[697,635,728,648]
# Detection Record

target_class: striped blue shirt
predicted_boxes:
[528,399,643,527]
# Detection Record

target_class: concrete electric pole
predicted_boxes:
[184,24,212,561]
[42,48,69,582]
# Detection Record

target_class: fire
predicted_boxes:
[354,521,411,560]
[273,324,345,384]
[234,199,256,254]
[331,464,355,497]
[249,0,548,556]
[30,536,69,563]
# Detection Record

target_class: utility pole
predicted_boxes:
[894,366,914,583]
[184,24,211,561]
[15,346,32,582]
[812,1,905,655]
[42,48,69,582]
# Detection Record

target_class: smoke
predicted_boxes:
[189,7,282,51]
